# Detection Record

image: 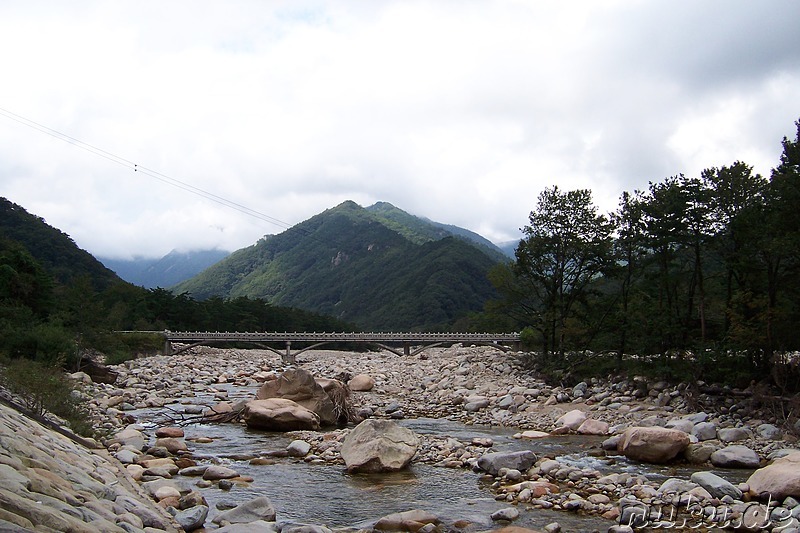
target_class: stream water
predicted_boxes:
[132,385,755,532]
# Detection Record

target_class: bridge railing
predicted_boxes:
[157,330,521,361]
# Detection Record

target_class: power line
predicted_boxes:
[0,106,300,233]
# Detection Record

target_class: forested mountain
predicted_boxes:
[0,197,120,291]
[0,197,362,366]
[364,202,509,261]
[173,200,502,331]
[100,249,230,288]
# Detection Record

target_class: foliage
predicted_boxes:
[512,187,613,358]
[174,201,501,331]
[0,357,94,436]
[489,117,800,389]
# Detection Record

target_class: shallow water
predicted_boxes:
[137,407,614,530]
[133,390,754,531]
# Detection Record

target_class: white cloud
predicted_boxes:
[1,0,799,258]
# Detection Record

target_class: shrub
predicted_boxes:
[0,357,94,437]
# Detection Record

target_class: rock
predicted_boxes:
[491,507,520,521]
[348,374,375,391]
[748,452,800,499]
[464,399,490,412]
[282,524,334,533]
[710,445,760,468]
[657,478,697,494]
[515,430,549,439]
[757,423,783,440]
[114,448,141,464]
[204,402,234,420]
[602,435,621,451]
[243,399,321,431]
[113,428,146,451]
[577,418,609,435]
[555,409,587,430]
[373,509,440,531]
[174,505,209,531]
[287,440,312,457]
[340,419,419,473]
[664,418,694,434]
[717,427,751,443]
[155,427,185,438]
[691,421,717,441]
[215,520,279,532]
[203,465,240,480]
[256,368,338,425]
[691,471,743,499]
[155,437,188,454]
[616,427,690,463]
[684,443,716,464]
[476,450,537,477]
[154,485,182,501]
[212,496,277,525]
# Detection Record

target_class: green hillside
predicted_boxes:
[0,197,120,291]
[174,200,502,331]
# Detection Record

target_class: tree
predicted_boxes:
[759,120,800,363]
[701,162,767,349]
[514,187,613,358]
[608,190,648,363]
[639,175,716,353]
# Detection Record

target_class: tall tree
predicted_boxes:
[759,119,800,363]
[608,190,648,363]
[514,187,613,358]
[701,162,766,345]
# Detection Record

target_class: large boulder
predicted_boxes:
[555,409,587,430]
[616,427,690,464]
[243,399,320,431]
[710,445,760,469]
[748,452,800,499]
[476,450,537,477]
[340,419,419,473]
[690,471,743,500]
[256,368,339,426]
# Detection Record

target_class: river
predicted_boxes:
[131,382,754,532]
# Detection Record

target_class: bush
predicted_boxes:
[92,331,164,365]
[0,357,94,437]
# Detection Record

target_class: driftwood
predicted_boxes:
[154,403,246,428]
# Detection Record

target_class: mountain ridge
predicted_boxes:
[99,249,230,289]
[174,200,503,330]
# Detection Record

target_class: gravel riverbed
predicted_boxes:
[5,344,800,532]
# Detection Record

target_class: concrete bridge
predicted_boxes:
[161,330,521,363]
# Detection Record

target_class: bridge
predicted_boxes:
[161,331,521,363]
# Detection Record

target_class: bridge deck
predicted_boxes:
[160,330,520,362]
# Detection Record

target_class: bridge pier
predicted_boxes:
[283,341,296,365]
[404,342,410,356]
[164,338,172,356]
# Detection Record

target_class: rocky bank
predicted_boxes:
[4,344,800,532]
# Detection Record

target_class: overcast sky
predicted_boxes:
[2,1,799,260]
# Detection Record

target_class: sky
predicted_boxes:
[1,1,799,260]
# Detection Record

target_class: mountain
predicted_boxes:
[365,202,509,262]
[0,197,121,291]
[174,200,502,331]
[100,249,230,288]
[498,239,519,258]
